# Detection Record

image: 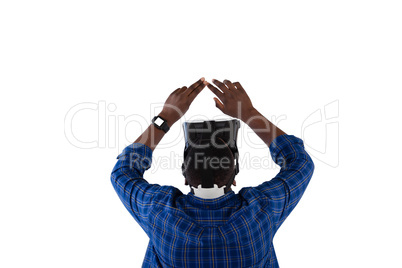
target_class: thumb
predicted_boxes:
[213,97,224,111]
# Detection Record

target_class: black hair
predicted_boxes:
[183,138,235,188]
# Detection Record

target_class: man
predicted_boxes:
[110,77,315,267]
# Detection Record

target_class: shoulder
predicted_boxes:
[153,185,184,205]
[238,186,270,206]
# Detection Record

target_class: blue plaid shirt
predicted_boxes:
[111,134,315,268]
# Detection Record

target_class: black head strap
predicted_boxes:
[182,119,240,192]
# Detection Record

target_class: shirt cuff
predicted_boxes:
[116,143,153,170]
[268,134,305,163]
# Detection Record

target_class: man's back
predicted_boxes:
[144,186,277,267]
[111,134,315,267]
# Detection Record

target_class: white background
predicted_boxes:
[1,0,401,267]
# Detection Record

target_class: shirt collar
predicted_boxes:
[186,190,239,210]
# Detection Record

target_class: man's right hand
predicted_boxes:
[205,78,286,146]
[204,79,257,122]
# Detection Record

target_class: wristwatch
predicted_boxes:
[152,115,170,133]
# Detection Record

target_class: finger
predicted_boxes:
[188,78,206,96]
[233,82,245,92]
[187,80,205,98]
[206,81,224,98]
[213,97,224,111]
[178,86,187,93]
[223,79,236,91]
[187,82,205,101]
[171,87,181,95]
[212,79,230,93]
[187,77,205,93]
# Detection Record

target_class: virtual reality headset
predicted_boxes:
[181,119,241,189]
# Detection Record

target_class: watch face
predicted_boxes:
[154,117,164,127]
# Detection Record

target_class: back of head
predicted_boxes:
[183,137,235,188]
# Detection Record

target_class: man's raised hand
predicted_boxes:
[159,77,206,126]
[204,79,255,121]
